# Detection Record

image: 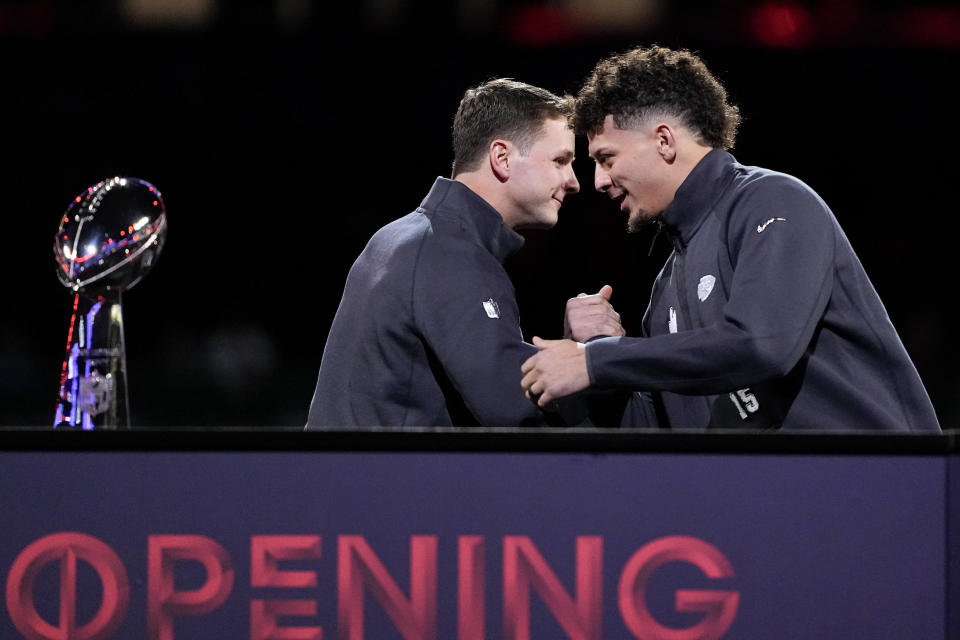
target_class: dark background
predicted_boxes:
[1,0,957,428]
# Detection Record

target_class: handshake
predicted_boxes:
[521,285,625,407]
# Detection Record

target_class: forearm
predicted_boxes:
[586,320,815,394]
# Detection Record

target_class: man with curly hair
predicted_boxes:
[521,46,940,431]
[307,78,581,428]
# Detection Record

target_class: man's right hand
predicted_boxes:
[563,284,626,342]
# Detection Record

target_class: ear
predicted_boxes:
[654,123,678,163]
[489,139,511,182]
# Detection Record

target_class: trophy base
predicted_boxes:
[53,292,130,430]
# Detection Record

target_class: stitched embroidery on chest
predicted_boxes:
[757,217,786,233]
[482,299,500,319]
[698,275,716,302]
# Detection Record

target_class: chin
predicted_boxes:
[626,210,655,234]
[516,214,557,230]
[536,208,560,228]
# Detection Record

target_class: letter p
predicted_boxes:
[148,535,234,640]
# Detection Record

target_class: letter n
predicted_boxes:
[337,536,437,640]
[503,536,602,640]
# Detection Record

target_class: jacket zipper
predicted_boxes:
[672,236,694,330]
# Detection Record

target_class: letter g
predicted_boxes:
[618,535,738,640]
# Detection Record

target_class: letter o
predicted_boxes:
[5,532,130,640]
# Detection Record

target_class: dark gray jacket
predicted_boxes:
[307,177,552,428]
[588,150,940,431]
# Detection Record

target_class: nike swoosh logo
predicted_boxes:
[757,217,786,233]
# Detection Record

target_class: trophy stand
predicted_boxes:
[54,290,130,429]
[52,177,167,430]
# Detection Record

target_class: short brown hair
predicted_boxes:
[452,78,572,176]
[574,45,740,149]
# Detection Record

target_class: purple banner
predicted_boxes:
[0,449,949,639]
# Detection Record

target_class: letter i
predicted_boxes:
[458,536,484,640]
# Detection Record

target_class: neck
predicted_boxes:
[684,143,713,170]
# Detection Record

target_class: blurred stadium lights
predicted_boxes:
[567,0,663,32]
[505,3,580,46]
[119,0,217,28]
[276,0,311,30]
[895,5,960,48]
[747,0,960,49]
[0,0,51,35]
[76,0,307,31]
[748,1,817,48]
[499,0,960,49]
[363,0,402,27]
[458,0,498,33]
[2,0,958,45]
[505,0,663,45]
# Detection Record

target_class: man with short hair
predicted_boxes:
[307,78,580,428]
[521,46,940,431]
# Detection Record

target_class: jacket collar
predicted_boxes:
[658,149,737,248]
[420,177,525,263]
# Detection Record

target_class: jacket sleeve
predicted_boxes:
[587,174,836,394]
[412,242,580,427]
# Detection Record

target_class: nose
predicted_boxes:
[594,164,612,193]
[564,165,580,194]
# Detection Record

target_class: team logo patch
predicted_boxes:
[482,298,500,319]
[757,217,786,233]
[698,275,716,302]
[668,307,678,334]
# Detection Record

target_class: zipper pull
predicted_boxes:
[648,218,665,257]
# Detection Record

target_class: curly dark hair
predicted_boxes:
[574,45,740,149]
[452,78,573,176]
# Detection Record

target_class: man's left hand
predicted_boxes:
[521,337,590,407]
[564,284,625,342]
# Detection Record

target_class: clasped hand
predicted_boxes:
[564,284,625,342]
[520,337,590,407]
[522,285,623,407]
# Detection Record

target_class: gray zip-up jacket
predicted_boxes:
[587,150,940,431]
[306,177,560,428]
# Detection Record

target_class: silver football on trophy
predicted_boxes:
[52,176,167,430]
[53,176,167,293]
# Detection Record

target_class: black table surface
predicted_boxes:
[1,427,957,455]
